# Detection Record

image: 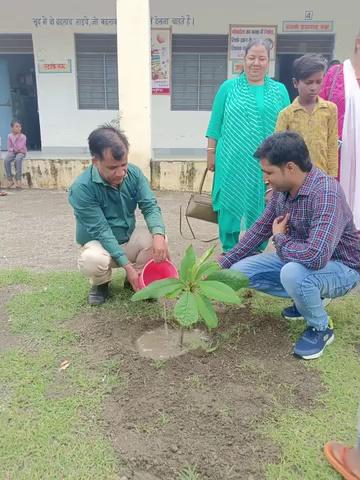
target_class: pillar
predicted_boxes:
[116,0,152,178]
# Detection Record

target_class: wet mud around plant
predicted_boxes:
[136,327,209,360]
[71,297,321,480]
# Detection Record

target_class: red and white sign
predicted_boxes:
[38,60,72,73]
[283,21,333,33]
[151,28,171,95]
[229,25,277,62]
[229,24,277,78]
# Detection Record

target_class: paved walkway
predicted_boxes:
[0,189,219,271]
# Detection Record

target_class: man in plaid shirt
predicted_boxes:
[219,132,360,360]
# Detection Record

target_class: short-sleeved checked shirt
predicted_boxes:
[220,167,360,272]
[275,97,339,177]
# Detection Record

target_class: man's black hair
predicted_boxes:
[292,54,327,81]
[88,125,129,161]
[254,131,312,172]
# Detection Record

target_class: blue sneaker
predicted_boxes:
[293,327,334,360]
[282,303,303,320]
[282,299,332,321]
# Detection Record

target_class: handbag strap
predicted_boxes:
[199,167,210,194]
[179,205,218,243]
[328,65,341,102]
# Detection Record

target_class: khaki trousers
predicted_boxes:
[78,227,153,286]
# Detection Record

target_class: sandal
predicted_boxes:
[0,191,7,196]
[324,442,360,479]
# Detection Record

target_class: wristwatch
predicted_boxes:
[271,235,278,247]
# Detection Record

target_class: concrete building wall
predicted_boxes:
[33,30,116,151]
[0,0,358,158]
[150,0,360,150]
[0,0,117,152]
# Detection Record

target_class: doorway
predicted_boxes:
[276,34,335,100]
[0,35,41,151]
[0,58,12,150]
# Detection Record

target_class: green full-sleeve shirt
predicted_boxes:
[68,164,165,266]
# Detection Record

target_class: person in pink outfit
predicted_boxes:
[320,29,360,228]
[324,407,360,479]
[4,120,27,189]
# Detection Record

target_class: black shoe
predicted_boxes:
[88,282,110,305]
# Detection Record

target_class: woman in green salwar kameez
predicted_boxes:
[206,39,290,252]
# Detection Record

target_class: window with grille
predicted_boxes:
[75,34,119,110]
[171,34,228,111]
[276,34,335,55]
[0,34,33,53]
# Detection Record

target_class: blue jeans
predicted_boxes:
[230,253,360,330]
[4,152,25,181]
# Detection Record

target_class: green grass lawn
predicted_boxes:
[0,270,121,480]
[250,291,360,480]
[0,268,359,479]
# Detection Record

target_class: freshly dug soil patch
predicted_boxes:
[71,297,321,480]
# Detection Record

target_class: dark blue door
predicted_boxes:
[0,58,12,151]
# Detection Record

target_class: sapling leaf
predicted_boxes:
[132,246,248,335]
[180,245,196,281]
[206,269,249,291]
[191,246,216,279]
[197,245,216,267]
[131,278,182,301]
[174,292,198,327]
[198,280,241,304]
[194,293,218,329]
[194,260,220,281]
[165,286,184,299]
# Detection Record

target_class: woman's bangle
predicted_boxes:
[207,147,216,151]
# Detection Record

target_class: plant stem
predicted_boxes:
[163,302,168,335]
[179,328,184,349]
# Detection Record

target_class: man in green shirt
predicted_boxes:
[68,126,168,305]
